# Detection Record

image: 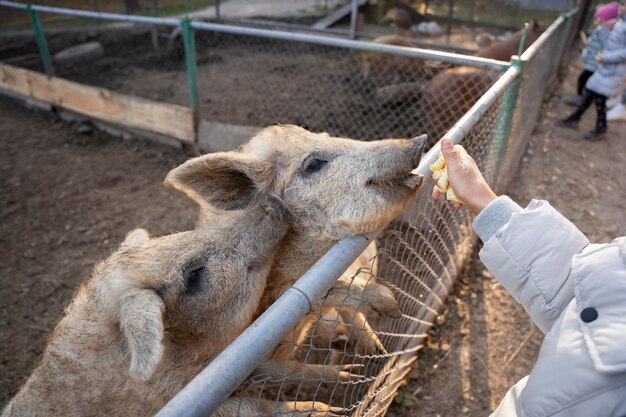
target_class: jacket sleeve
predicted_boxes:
[602,22,626,64]
[473,198,589,334]
[602,45,626,64]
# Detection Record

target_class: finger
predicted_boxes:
[432,187,442,200]
[453,202,463,209]
[441,138,461,170]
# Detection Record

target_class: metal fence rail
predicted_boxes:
[0,3,579,417]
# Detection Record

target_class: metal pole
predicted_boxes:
[350,0,358,39]
[154,234,374,417]
[27,4,54,77]
[516,23,529,57]
[190,21,510,70]
[493,56,523,188]
[215,0,220,20]
[446,0,454,44]
[180,18,199,116]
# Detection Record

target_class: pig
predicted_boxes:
[2,197,336,417]
[474,19,543,62]
[165,125,426,358]
[362,34,423,83]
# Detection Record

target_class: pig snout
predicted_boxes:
[403,134,427,190]
[410,134,427,167]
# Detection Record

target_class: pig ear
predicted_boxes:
[165,152,266,211]
[119,287,165,381]
[122,228,151,246]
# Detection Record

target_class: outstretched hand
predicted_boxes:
[431,139,497,215]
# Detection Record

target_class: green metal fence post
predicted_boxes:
[27,4,54,77]
[180,18,199,124]
[492,56,524,188]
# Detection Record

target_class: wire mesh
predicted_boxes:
[194,29,501,142]
[224,92,504,417]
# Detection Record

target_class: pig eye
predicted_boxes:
[302,156,328,175]
[184,266,205,295]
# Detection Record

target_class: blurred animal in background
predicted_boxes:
[362,34,423,82]
[421,20,544,146]
[384,7,414,33]
[475,31,496,48]
[421,66,499,147]
[475,19,544,61]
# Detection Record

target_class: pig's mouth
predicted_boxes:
[366,172,424,190]
[365,134,426,192]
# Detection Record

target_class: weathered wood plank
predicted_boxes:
[0,63,195,143]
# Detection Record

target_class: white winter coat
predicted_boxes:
[471,197,626,417]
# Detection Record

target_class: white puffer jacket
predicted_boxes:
[471,197,626,417]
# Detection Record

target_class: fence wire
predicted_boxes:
[0,2,578,417]
[220,90,503,417]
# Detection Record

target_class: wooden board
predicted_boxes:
[0,63,195,143]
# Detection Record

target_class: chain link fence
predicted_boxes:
[0,2,579,416]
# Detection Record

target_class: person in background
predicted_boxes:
[564,5,611,106]
[432,138,626,416]
[607,2,626,122]
[559,1,626,141]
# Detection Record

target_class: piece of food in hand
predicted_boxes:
[429,152,462,203]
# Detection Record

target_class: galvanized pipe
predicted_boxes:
[350,0,358,39]
[0,0,510,70]
[191,21,510,70]
[27,3,54,77]
[154,234,374,417]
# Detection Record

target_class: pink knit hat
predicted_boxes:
[595,2,620,21]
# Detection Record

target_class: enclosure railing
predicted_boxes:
[0,3,578,416]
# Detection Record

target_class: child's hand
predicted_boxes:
[431,139,497,215]
[596,52,604,64]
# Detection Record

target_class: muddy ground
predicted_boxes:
[0,55,625,415]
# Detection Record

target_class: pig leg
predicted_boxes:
[216,398,345,417]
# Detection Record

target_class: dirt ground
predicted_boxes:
[0,96,198,406]
[0,55,625,415]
